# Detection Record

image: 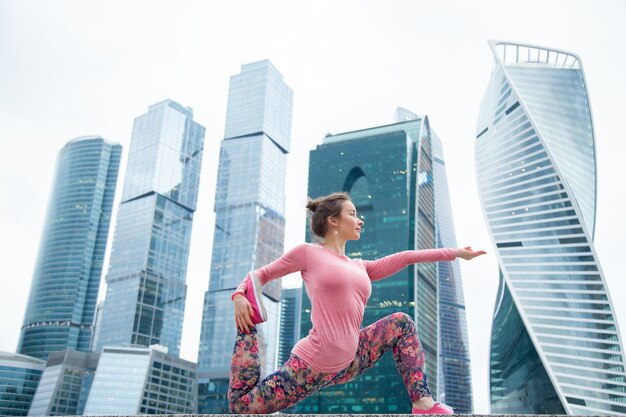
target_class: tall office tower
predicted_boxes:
[95,100,205,356]
[197,60,293,413]
[83,346,196,415]
[432,133,473,413]
[394,108,473,412]
[477,41,626,414]
[18,137,122,360]
[298,113,446,413]
[0,352,45,416]
[28,350,100,416]
[277,287,303,366]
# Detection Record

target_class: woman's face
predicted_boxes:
[331,200,364,240]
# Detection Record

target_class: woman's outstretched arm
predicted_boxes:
[232,243,308,296]
[254,243,308,285]
[363,247,486,282]
[232,244,309,332]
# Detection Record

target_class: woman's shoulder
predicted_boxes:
[290,242,321,249]
[286,242,318,254]
[303,242,321,248]
[293,242,331,257]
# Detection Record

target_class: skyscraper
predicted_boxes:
[432,132,473,413]
[18,137,121,360]
[395,108,473,412]
[197,60,293,413]
[477,41,626,414]
[95,100,205,356]
[298,113,448,413]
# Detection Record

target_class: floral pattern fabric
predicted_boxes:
[228,312,431,414]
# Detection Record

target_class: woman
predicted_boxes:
[230,192,486,414]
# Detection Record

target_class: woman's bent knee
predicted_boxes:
[392,312,413,324]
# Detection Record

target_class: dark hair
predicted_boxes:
[306,192,351,238]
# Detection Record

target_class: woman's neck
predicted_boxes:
[321,236,347,256]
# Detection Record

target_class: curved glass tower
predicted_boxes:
[18,137,121,360]
[477,41,626,414]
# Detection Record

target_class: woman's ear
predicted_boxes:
[327,216,338,227]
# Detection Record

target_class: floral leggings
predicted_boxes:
[228,312,431,414]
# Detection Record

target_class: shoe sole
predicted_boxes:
[249,270,268,322]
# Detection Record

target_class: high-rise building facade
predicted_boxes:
[28,350,99,416]
[477,41,626,414]
[432,132,473,413]
[83,346,196,415]
[18,137,122,360]
[277,287,302,414]
[0,352,45,416]
[394,108,473,412]
[95,100,205,356]
[197,60,293,413]
[277,287,303,367]
[298,114,446,413]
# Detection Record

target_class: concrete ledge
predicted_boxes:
[75,411,608,417]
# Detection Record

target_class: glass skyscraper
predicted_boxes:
[477,41,626,414]
[95,100,205,356]
[18,137,122,360]
[432,132,473,413]
[298,112,463,413]
[197,60,293,413]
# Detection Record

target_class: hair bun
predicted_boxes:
[306,198,319,213]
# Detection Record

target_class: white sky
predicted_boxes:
[1,0,624,413]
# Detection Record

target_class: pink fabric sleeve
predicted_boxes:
[363,248,457,282]
[253,244,308,285]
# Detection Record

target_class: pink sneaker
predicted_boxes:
[244,271,267,324]
[412,402,454,414]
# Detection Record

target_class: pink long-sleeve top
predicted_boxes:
[244,243,456,373]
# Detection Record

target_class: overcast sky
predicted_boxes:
[1,0,625,412]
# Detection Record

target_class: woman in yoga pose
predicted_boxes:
[229,192,485,414]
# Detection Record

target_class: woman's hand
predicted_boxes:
[455,246,487,260]
[233,293,255,333]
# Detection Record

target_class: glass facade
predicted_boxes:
[83,347,151,415]
[297,117,442,414]
[83,346,196,415]
[277,287,303,414]
[490,275,566,414]
[0,352,45,416]
[477,41,626,414]
[197,60,293,413]
[277,287,303,366]
[28,350,99,416]
[95,100,205,356]
[18,137,121,360]
[432,133,473,413]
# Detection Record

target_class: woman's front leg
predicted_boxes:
[329,312,432,404]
